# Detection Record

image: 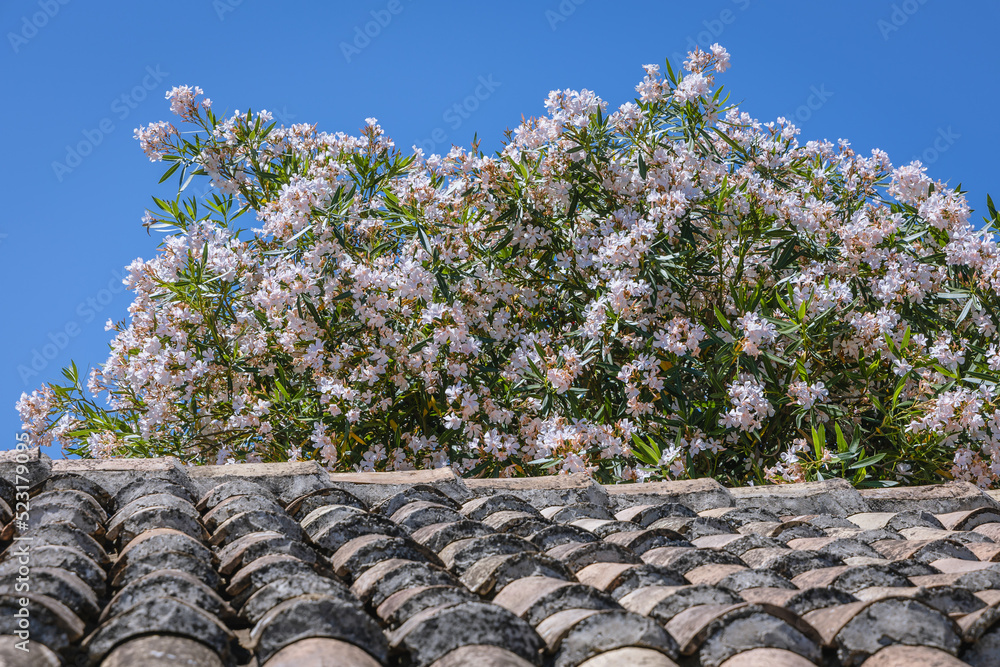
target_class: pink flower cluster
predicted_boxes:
[19,45,1000,488]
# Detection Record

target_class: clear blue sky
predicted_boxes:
[4,0,999,458]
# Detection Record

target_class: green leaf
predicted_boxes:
[957,295,976,326]
[811,423,826,460]
[435,272,451,302]
[890,375,908,409]
[491,229,514,253]
[416,226,432,256]
[630,433,661,466]
[712,128,743,155]
[834,422,848,454]
[713,305,733,333]
[849,452,886,470]
[159,162,181,184]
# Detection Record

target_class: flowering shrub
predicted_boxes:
[18,47,1000,487]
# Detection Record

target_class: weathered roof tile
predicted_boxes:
[101,635,228,667]
[619,584,742,624]
[351,558,459,608]
[20,458,1000,665]
[861,481,1000,514]
[373,485,460,517]
[249,594,388,666]
[388,601,544,667]
[860,644,968,667]
[492,576,619,626]
[606,478,732,513]
[261,637,383,667]
[546,609,679,666]
[375,584,475,629]
[84,596,237,665]
[466,473,607,509]
[730,478,867,517]
[239,574,359,626]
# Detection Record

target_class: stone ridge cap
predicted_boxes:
[5,448,999,513]
[0,451,952,493]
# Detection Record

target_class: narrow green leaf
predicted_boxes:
[834,422,848,454]
[849,452,886,469]
[811,425,823,459]
[159,162,181,184]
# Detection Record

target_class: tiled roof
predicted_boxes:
[4,449,1000,666]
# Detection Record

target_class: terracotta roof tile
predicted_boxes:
[619,584,742,624]
[859,644,968,667]
[719,647,818,667]
[102,635,228,667]
[803,598,960,665]
[372,485,459,517]
[853,583,985,616]
[665,602,820,664]
[0,593,85,655]
[615,502,696,525]
[261,637,383,667]
[739,585,857,615]
[973,521,1000,542]
[239,573,360,626]
[351,558,458,608]
[714,568,795,593]
[545,609,679,666]
[601,527,688,554]
[428,644,538,667]
[896,526,992,544]
[13,453,1000,665]
[461,552,573,596]
[388,601,543,666]
[684,563,748,587]
[249,593,387,665]
[483,511,549,535]
[410,519,495,552]
[967,541,1000,562]
[577,646,680,666]
[375,584,474,629]
[567,518,639,538]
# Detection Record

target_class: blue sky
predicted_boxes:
[3,0,998,458]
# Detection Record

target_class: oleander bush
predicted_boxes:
[18,45,1000,487]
